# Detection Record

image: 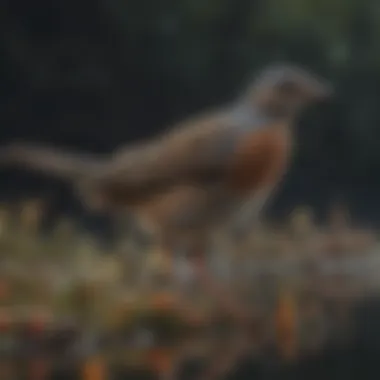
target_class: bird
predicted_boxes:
[0,63,333,308]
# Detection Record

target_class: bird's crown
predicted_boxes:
[244,63,333,119]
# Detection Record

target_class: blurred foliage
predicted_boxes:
[0,198,378,374]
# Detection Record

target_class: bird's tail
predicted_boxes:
[0,142,106,183]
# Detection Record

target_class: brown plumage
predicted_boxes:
[0,64,332,312]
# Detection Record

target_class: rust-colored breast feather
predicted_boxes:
[226,128,291,195]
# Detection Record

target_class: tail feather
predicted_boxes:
[0,142,106,182]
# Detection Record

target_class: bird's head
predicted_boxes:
[245,63,333,120]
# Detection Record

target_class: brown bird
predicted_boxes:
[0,64,332,304]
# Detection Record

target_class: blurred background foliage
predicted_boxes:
[1,0,380,228]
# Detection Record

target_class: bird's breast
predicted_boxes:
[226,127,292,196]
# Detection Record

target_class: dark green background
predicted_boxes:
[1,0,379,225]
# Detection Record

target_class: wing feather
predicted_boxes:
[93,112,235,191]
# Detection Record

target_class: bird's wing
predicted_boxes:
[91,112,237,192]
